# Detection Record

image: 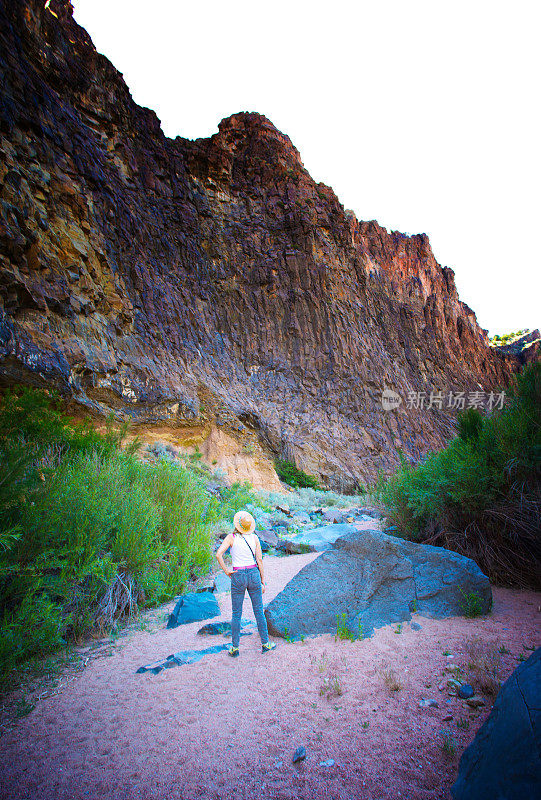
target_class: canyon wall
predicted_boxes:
[0,0,515,488]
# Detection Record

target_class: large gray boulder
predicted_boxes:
[451,648,541,800]
[264,529,491,639]
[285,523,359,552]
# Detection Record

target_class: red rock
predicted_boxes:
[0,0,533,489]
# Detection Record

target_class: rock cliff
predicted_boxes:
[0,0,517,488]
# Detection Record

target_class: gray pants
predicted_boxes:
[231,567,269,648]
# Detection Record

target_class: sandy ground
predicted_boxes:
[1,551,540,800]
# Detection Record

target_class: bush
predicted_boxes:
[275,459,320,489]
[0,388,222,687]
[380,364,541,589]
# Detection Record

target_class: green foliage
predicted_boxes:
[260,486,360,511]
[380,364,541,589]
[457,407,483,443]
[439,731,458,759]
[275,459,320,490]
[219,481,270,522]
[335,612,360,642]
[0,387,222,688]
[490,329,530,346]
[283,626,293,643]
[459,589,486,618]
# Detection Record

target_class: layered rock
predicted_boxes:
[0,0,519,487]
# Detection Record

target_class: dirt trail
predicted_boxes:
[1,549,539,800]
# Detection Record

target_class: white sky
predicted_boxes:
[73,0,540,336]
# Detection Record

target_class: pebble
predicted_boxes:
[292,746,307,763]
[319,759,335,767]
[466,695,485,708]
[410,622,422,631]
[442,714,453,722]
[419,698,439,708]
[457,684,474,699]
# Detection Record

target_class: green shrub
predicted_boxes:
[335,612,361,642]
[457,407,483,443]
[260,486,361,511]
[380,363,541,589]
[275,459,320,489]
[0,387,223,687]
[459,589,486,618]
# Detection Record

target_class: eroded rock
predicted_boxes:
[452,648,541,800]
[0,0,520,489]
[265,530,491,639]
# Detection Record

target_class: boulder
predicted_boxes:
[197,618,253,637]
[265,530,491,639]
[213,573,231,593]
[276,538,316,555]
[286,523,358,552]
[257,529,280,548]
[322,508,345,523]
[167,590,221,628]
[452,648,541,800]
[355,507,385,520]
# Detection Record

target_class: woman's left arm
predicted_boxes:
[255,538,266,592]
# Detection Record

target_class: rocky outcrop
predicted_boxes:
[0,0,520,487]
[491,329,541,370]
[264,530,492,639]
[451,647,541,800]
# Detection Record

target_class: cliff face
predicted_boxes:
[0,0,515,488]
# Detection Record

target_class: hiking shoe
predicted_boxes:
[261,641,277,654]
[227,646,240,657]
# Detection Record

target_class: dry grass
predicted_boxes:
[463,636,504,696]
[381,667,402,692]
[310,651,346,700]
[93,573,141,635]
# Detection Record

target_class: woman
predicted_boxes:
[215,510,276,657]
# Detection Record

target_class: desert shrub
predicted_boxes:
[459,589,486,618]
[381,363,541,588]
[0,594,66,682]
[219,481,271,521]
[260,486,361,511]
[0,388,221,687]
[463,636,504,695]
[275,459,320,489]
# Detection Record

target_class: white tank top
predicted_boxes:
[231,533,259,568]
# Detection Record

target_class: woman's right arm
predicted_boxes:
[216,533,234,577]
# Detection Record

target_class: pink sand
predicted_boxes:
[1,551,539,800]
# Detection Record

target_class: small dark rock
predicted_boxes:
[167,591,220,628]
[411,622,422,631]
[419,698,439,708]
[292,746,306,763]
[458,684,475,699]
